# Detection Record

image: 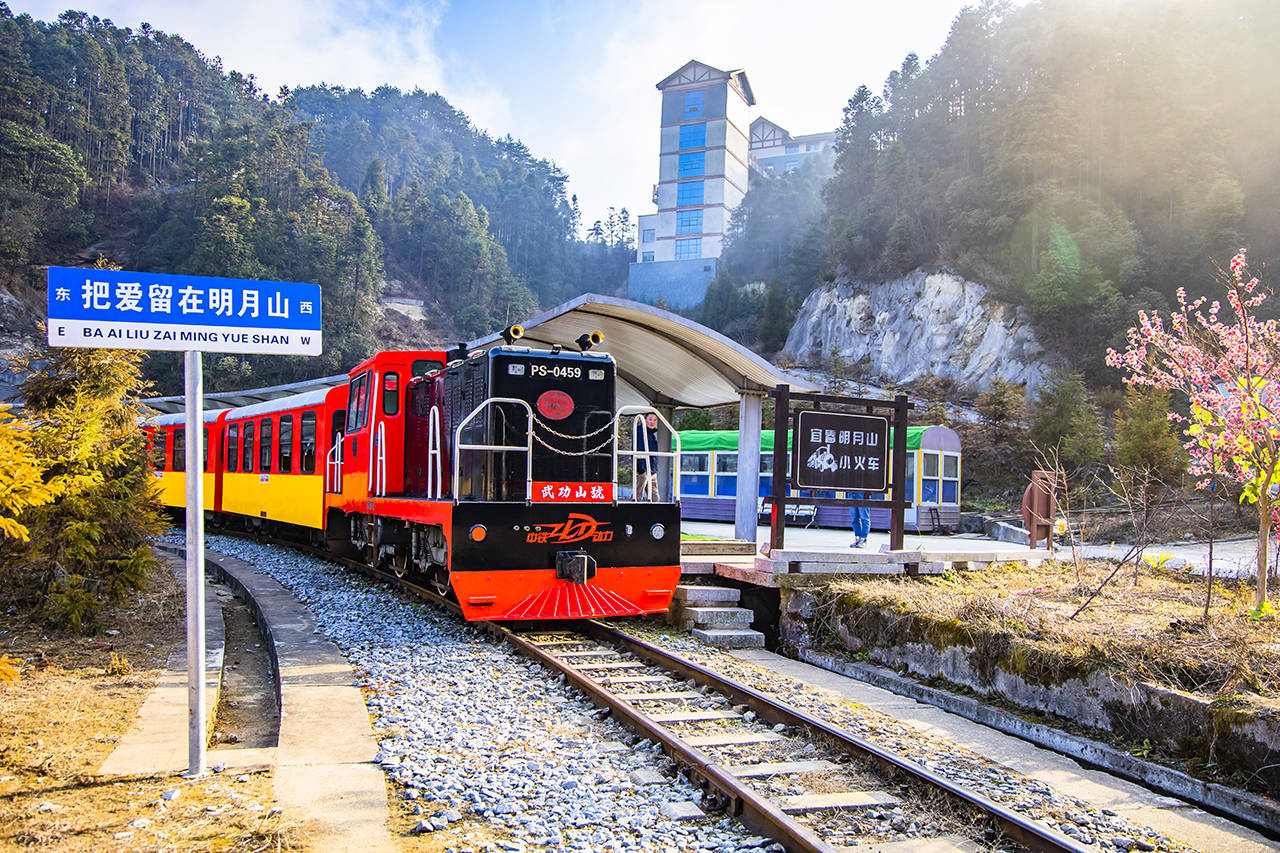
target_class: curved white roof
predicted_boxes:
[470,294,815,408]
[142,294,814,415]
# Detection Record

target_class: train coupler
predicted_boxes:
[554,549,597,584]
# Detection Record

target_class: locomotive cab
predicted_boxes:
[406,346,617,501]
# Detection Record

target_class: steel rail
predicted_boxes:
[492,623,839,853]
[205,530,1087,853]
[579,620,1092,853]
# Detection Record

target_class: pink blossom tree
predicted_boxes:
[1106,249,1278,610]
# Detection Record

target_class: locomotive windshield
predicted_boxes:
[489,349,616,489]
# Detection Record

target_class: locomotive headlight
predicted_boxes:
[650,523,666,540]
[469,524,487,542]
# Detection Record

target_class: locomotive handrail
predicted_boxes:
[613,406,681,503]
[367,370,379,495]
[326,431,344,493]
[453,397,533,504]
[373,420,387,497]
[427,406,444,499]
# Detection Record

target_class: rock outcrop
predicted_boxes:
[782,270,1051,393]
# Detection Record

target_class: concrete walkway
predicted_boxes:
[103,547,391,852]
[730,648,1276,853]
[683,520,1280,582]
[99,555,227,776]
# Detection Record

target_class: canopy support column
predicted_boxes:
[735,392,763,542]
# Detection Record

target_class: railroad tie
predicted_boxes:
[573,661,646,671]
[597,674,670,684]
[556,649,621,658]
[614,690,704,702]
[683,732,785,747]
[724,759,839,777]
[649,710,743,723]
[778,791,899,814]
[836,837,982,853]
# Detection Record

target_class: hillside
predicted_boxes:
[0,5,633,396]
[705,0,1280,385]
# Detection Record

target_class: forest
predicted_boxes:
[708,0,1280,381]
[0,4,634,393]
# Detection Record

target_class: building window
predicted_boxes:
[641,252,654,262]
[678,152,704,177]
[642,228,655,243]
[675,209,702,234]
[806,142,819,151]
[785,144,799,154]
[679,123,706,149]
[676,181,703,206]
[684,90,703,118]
[675,238,701,260]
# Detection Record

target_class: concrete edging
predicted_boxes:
[795,647,1280,837]
[169,543,393,852]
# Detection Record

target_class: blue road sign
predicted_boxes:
[47,267,322,355]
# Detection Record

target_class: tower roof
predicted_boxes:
[656,60,755,106]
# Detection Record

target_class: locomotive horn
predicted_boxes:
[575,330,604,352]
[501,324,524,344]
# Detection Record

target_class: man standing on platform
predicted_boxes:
[849,493,869,548]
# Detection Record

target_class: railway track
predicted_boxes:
[497,622,1092,853]
[223,531,1092,852]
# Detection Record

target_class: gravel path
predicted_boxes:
[182,534,775,853]
[604,620,1201,853]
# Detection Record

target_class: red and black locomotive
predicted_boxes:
[145,327,682,620]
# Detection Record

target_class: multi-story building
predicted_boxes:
[749,117,836,176]
[629,60,754,309]
[628,61,835,309]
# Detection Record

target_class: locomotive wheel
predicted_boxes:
[429,566,452,598]
[391,547,411,579]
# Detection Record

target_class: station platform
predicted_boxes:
[103,546,391,852]
[680,522,1051,585]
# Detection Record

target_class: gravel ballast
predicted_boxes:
[605,620,1201,853]
[179,534,775,852]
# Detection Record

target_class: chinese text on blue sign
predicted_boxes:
[793,410,889,492]
[47,267,322,355]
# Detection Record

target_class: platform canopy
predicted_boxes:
[470,293,816,409]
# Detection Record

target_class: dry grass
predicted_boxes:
[827,559,1280,702]
[0,556,304,852]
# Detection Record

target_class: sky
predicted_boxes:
[10,0,971,228]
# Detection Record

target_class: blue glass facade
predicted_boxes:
[679,123,706,148]
[676,181,704,206]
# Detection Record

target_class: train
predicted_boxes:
[676,426,962,532]
[144,328,683,621]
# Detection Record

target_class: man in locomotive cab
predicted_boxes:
[635,412,660,501]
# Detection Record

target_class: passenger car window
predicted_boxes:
[279,415,293,474]
[300,411,317,474]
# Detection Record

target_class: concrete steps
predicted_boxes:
[669,584,765,649]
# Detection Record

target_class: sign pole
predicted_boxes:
[46,267,321,779]
[890,393,908,551]
[183,349,206,777]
